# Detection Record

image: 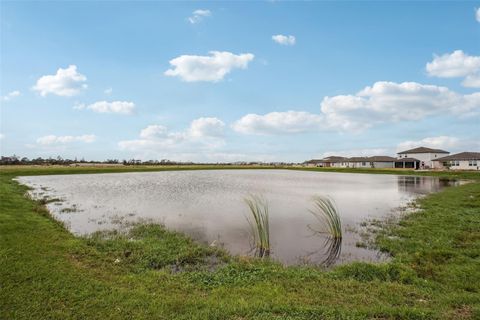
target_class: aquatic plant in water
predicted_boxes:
[309,196,342,238]
[309,196,343,266]
[244,194,270,258]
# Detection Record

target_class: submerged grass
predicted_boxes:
[245,194,270,258]
[1,165,480,319]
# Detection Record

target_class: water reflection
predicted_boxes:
[397,176,458,195]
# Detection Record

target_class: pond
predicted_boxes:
[18,170,457,266]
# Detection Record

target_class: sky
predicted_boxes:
[1,1,479,163]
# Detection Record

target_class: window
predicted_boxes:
[469,160,477,166]
[362,162,366,166]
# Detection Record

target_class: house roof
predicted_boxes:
[367,156,397,162]
[322,156,347,162]
[345,156,397,162]
[394,157,420,162]
[397,146,449,154]
[434,152,480,161]
[303,159,323,164]
[346,157,369,162]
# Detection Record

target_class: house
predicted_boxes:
[329,156,396,168]
[319,156,347,167]
[303,156,347,167]
[345,156,397,168]
[397,147,450,169]
[303,159,324,167]
[394,157,420,169]
[432,152,480,171]
[368,156,397,168]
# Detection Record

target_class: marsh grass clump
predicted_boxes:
[244,194,270,258]
[309,195,342,239]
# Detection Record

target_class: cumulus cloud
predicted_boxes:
[74,101,135,114]
[232,111,323,135]
[188,9,211,24]
[164,51,254,82]
[233,81,480,135]
[2,90,20,101]
[426,50,480,88]
[33,65,87,96]
[272,34,296,46]
[36,134,96,145]
[317,148,393,159]
[188,117,225,137]
[118,117,225,152]
[139,125,168,139]
[104,87,113,95]
[476,8,480,22]
[396,136,461,152]
[320,81,480,130]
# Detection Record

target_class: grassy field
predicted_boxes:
[1,165,479,319]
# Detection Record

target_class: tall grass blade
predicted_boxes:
[244,194,270,258]
[309,196,342,239]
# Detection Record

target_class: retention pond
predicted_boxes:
[18,170,457,266]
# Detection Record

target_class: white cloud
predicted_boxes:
[426,50,480,78]
[476,8,480,22]
[74,101,135,114]
[233,81,480,135]
[0,133,4,140]
[188,9,211,24]
[232,111,323,135]
[320,81,480,130]
[164,51,254,82]
[272,34,296,46]
[426,50,480,88]
[36,134,96,145]
[104,87,113,95]
[139,125,168,139]
[33,65,87,97]
[317,148,393,159]
[463,74,480,88]
[396,136,461,152]
[188,117,225,138]
[2,90,20,101]
[118,117,225,152]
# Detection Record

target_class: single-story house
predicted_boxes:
[320,156,347,167]
[303,159,324,167]
[432,152,480,171]
[367,156,397,168]
[397,147,449,169]
[303,156,347,167]
[333,156,397,168]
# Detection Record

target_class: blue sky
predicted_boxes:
[1,1,479,162]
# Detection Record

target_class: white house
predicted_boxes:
[332,156,396,168]
[397,147,449,169]
[432,152,480,171]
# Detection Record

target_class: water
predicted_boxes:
[17,170,457,266]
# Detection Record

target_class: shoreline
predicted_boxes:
[1,166,479,319]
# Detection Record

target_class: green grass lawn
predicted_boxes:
[1,166,479,319]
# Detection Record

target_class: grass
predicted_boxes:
[309,196,342,239]
[1,165,480,319]
[245,195,270,258]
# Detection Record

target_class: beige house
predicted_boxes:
[397,147,449,169]
[433,152,480,171]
